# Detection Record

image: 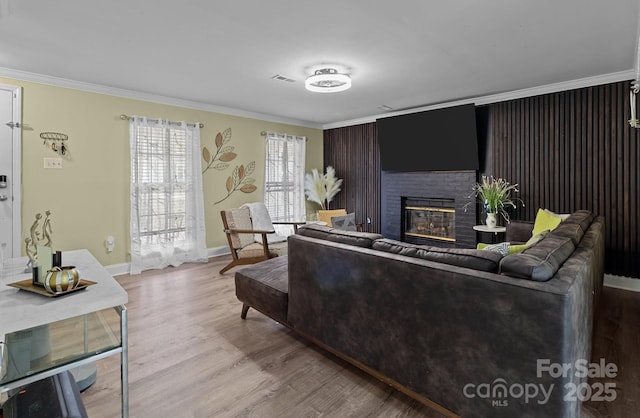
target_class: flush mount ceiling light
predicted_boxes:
[305,68,351,93]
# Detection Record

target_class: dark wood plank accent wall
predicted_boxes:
[323,122,381,233]
[324,80,639,278]
[487,80,640,277]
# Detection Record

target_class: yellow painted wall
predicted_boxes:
[0,77,323,267]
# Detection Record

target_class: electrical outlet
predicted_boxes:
[44,157,63,169]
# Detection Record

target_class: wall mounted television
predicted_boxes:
[377,103,479,171]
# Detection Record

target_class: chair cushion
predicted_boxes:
[227,207,254,249]
[237,242,287,258]
[242,202,287,244]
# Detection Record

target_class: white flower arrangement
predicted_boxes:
[304,166,343,210]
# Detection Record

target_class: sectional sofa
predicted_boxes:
[234,210,605,417]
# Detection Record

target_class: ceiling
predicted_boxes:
[1,0,639,129]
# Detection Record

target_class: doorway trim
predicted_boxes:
[1,83,22,256]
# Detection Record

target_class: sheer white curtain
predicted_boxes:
[129,116,207,274]
[264,132,306,235]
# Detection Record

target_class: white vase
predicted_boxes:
[486,213,497,228]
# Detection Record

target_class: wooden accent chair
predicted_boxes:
[219,205,304,274]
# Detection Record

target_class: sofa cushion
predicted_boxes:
[548,210,594,245]
[372,238,503,272]
[296,223,382,248]
[234,256,289,324]
[499,235,576,281]
[532,208,563,236]
[331,212,357,231]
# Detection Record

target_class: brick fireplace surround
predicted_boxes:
[381,170,477,248]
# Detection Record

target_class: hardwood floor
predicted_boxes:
[80,256,640,417]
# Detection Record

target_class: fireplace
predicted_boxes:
[381,170,477,248]
[402,197,455,244]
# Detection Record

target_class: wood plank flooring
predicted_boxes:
[80,256,640,417]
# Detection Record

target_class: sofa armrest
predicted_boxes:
[506,220,534,243]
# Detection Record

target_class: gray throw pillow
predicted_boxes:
[332,212,357,231]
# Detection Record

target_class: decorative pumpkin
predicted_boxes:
[44,266,80,294]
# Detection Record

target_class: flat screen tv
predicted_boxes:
[377,103,479,171]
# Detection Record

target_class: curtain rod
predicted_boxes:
[260,131,308,141]
[120,114,204,129]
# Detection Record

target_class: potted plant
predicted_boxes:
[465,176,524,227]
[304,166,343,213]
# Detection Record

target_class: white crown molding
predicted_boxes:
[2,66,634,132]
[323,69,637,130]
[0,67,322,129]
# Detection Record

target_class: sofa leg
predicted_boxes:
[241,304,250,319]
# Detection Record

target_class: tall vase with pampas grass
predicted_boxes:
[304,166,343,210]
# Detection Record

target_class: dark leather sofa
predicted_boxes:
[235,210,605,417]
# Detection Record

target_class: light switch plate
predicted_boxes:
[44,157,63,169]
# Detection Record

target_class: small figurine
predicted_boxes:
[23,211,54,273]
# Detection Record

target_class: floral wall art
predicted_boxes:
[201,128,257,204]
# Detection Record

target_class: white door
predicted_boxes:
[0,84,22,260]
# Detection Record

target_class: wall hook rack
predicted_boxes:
[40,132,69,156]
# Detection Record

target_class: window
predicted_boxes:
[264,132,306,232]
[129,116,207,274]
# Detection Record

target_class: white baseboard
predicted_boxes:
[106,263,130,277]
[208,246,231,258]
[604,274,640,292]
[105,246,230,276]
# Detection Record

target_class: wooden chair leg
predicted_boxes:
[241,304,250,319]
[219,261,236,274]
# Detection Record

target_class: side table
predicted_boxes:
[473,225,507,244]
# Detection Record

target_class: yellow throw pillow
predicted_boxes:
[532,208,563,236]
[508,244,528,254]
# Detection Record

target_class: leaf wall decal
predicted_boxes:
[226,176,233,192]
[222,128,232,144]
[238,165,245,179]
[202,147,211,163]
[245,161,255,175]
[232,166,239,185]
[240,184,257,193]
[220,152,237,162]
[215,132,223,148]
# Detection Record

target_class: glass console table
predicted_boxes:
[0,249,128,417]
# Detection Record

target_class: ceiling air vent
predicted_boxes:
[271,74,296,83]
